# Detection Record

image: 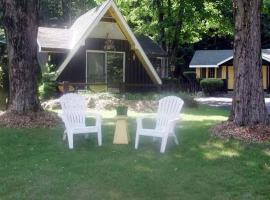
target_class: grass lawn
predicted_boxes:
[0,106,270,200]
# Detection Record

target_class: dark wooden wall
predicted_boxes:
[57,38,153,85]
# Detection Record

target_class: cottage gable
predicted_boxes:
[37,0,162,85]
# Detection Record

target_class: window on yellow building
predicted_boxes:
[208,68,215,78]
[201,68,206,78]
[217,67,222,78]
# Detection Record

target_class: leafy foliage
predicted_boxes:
[39,63,58,100]
[123,91,198,108]
[183,71,197,82]
[39,0,97,26]
[200,78,224,95]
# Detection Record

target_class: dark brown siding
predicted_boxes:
[58,38,153,85]
[58,47,85,82]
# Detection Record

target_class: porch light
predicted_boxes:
[170,64,176,72]
[156,66,161,74]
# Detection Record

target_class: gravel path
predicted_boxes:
[195,97,270,112]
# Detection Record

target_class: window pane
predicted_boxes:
[107,52,124,85]
[201,68,206,78]
[87,52,106,84]
[217,67,222,78]
[208,68,215,78]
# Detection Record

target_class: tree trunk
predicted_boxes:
[168,4,184,66]
[230,0,268,125]
[2,0,41,114]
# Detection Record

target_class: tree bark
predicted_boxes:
[2,0,41,114]
[230,0,268,125]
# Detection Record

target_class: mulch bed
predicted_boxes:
[211,121,270,143]
[0,110,61,128]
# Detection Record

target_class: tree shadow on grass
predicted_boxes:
[1,106,270,199]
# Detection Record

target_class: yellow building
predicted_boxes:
[189,50,270,90]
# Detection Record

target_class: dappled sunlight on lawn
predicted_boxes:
[199,141,241,160]
[264,163,270,172]
[1,106,270,199]
[203,150,240,160]
[108,191,123,200]
[181,113,228,122]
[262,148,270,157]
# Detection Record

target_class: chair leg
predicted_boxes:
[160,135,169,153]
[84,133,90,139]
[173,133,179,145]
[97,128,102,146]
[63,130,67,141]
[67,133,74,149]
[135,131,140,149]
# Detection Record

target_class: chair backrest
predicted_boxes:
[156,96,184,129]
[59,93,87,128]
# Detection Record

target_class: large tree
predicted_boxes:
[2,0,40,113]
[230,0,268,125]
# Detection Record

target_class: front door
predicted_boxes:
[227,66,234,90]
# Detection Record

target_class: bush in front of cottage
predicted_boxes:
[200,78,224,95]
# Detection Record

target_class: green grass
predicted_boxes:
[0,106,270,200]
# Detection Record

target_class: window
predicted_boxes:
[217,67,222,78]
[201,68,206,78]
[107,52,124,85]
[86,51,124,85]
[86,52,106,84]
[208,68,215,78]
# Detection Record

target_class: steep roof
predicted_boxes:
[190,49,270,68]
[262,49,270,62]
[38,27,71,51]
[38,3,108,52]
[136,35,167,57]
[37,0,161,84]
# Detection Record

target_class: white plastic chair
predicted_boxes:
[135,96,184,153]
[59,93,102,149]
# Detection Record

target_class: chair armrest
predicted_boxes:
[86,112,102,126]
[136,114,157,129]
[86,112,101,119]
[167,117,182,132]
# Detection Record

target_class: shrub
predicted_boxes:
[162,77,178,84]
[116,105,128,116]
[200,78,224,95]
[0,57,9,93]
[123,92,198,108]
[39,81,57,100]
[177,92,198,108]
[39,63,58,100]
[0,90,8,110]
[183,71,196,82]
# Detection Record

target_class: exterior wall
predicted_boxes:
[196,68,200,78]
[262,65,267,89]
[194,65,269,90]
[57,38,153,86]
[149,57,169,78]
[227,66,234,90]
[221,66,226,79]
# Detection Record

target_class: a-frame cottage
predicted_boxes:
[37,0,168,92]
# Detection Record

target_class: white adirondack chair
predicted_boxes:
[59,93,102,149]
[135,96,184,153]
